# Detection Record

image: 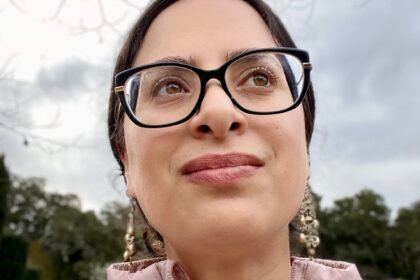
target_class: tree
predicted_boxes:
[100,201,130,260]
[41,207,110,279]
[0,155,12,238]
[0,234,29,280]
[0,155,41,280]
[5,176,80,240]
[2,161,129,279]
[389,201,420,278]
[318,189,392,278]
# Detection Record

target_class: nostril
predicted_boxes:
[198,125,210,133]
[230,122,240,130]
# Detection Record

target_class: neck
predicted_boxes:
[165,228,292,280]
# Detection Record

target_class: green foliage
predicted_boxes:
[319,189,390,260]
[100,201,148,258]
[6,185,132,280]
[1,154,133,280]
[5,176,80,240]
[388,201,420,278]
[0,155,11,238]
[24,269,41,280]
[318,188,420,279]
[0,234,29,280]
[41,206,123,267]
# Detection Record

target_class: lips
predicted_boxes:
[181,153,264,184]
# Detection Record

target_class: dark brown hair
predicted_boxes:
[108,0,316,258]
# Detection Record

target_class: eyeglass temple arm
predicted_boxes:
[115,86,124,94]
[302,62,312,70]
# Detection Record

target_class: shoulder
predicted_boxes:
[291,256,363,280]
[106,257,188,280]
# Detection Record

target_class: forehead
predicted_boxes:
[134,0,278,68]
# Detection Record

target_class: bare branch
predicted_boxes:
[49,0,66,21]
[0,53,17,77]
[119,0,143,10]
[9,0,26,15]
[55,0,129,42]
[287,0,316,23]
[0,119,97,153]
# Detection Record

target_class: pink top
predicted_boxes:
[107,256,362,279]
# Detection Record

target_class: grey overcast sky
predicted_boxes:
[0,0,419,216]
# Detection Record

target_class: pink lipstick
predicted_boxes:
[181,153,264,185]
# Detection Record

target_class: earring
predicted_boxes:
[298,184,321,258]
[124,199,137,266]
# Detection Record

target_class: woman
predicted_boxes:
[106,0,362,279]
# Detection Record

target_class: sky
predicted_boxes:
[0,0,419,218]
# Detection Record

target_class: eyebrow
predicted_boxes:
[153,55,196,65]
[225,48,257,62]
[150,48,258,67]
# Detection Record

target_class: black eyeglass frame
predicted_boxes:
[114,47,312,128]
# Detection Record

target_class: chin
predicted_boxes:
[189,200,277,246]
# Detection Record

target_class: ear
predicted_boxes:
[125,172,136,198]
[118,146,136,198]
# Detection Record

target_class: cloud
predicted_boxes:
[296,0,420,210]
[35,58,112,101]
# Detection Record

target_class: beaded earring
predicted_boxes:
[298,184,321,258]
[123,199,137,267]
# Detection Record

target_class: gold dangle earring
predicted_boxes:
[298,184,321,258]
[124,199,137,267]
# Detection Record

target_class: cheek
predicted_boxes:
[276,107,308,182]
[256,107,308,217]
[272,107,308,166]
[123,120,186,230]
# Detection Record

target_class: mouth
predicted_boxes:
[181,153,264,185]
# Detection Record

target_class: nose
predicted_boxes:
[189,81,248,140]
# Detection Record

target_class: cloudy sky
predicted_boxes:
[0,0,419,217]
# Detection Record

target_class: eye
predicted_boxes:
[164,82,183,94]
[240,67,276,88]
[251,74,270,87]
[153,77,189,97]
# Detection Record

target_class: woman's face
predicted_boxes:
[122,0,308,252]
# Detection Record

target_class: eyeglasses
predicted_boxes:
[114,48,312,128]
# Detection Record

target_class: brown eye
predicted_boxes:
[238,67,275,89]
[154,77,189,97]
[165,82,183,94]
[253,74,269,87]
